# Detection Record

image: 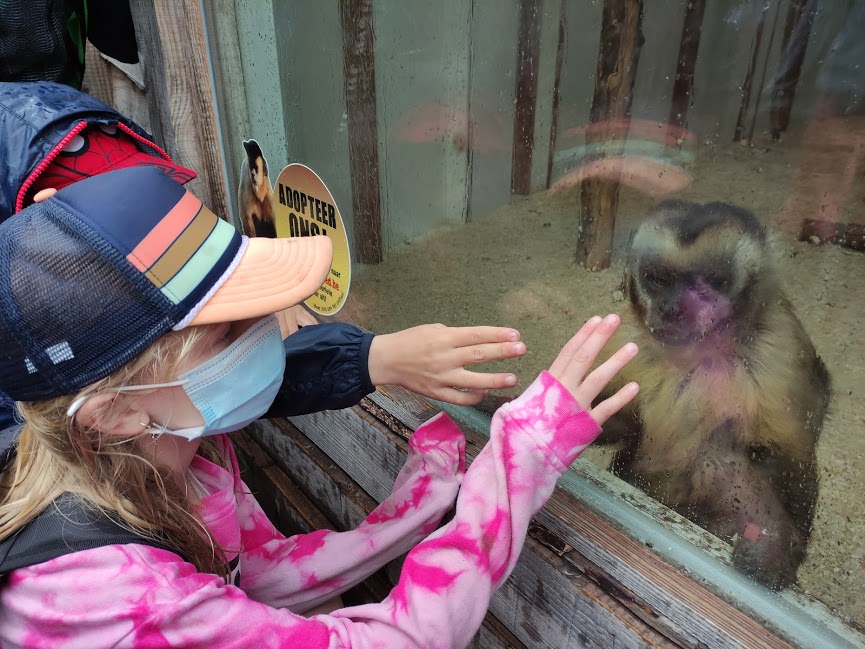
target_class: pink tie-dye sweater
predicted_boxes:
[0,372,601,648]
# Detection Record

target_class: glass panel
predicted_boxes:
[206,0,865,640]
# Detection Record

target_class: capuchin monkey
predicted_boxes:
[237,139,277,239]
[599,200,831,591]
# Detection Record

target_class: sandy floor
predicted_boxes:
[338,132,865,629]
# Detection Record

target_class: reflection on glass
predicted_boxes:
[209,0,865,634]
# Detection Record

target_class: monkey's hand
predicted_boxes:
[701,454,804,591]
[547,314,640,426]
[368,324,526,406]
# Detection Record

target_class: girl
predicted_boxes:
[0,166,639,648]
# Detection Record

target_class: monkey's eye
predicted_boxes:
[704,273,729,290]
[645,268,674,289]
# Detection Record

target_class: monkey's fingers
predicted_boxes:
[548,316,603,377]
[590,383,640,426]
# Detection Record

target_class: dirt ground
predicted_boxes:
[337,131,865,630]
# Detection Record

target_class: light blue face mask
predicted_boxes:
[68,315,286,440]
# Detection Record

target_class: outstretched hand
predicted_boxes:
[368,324,526,406]
[548,314,639,425]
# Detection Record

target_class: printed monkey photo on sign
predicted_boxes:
[237,138,277,239]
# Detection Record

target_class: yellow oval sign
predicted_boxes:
[273,164,351,316]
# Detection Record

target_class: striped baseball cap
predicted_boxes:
[0,166,332,401]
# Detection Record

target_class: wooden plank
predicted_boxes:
[129,0,229,218]
[510,0,543,196]
[667,0,706,131]
[577,0,643,271]
[81,43,150,134]
[233,430,332,534]
[200,0,252,222]
[338,0,383,264]
[249,419,380,533]
[287,408,679,648]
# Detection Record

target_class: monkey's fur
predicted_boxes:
[601,200,831,590]
[237,139,277,238]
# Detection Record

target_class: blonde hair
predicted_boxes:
[0,326,230,576]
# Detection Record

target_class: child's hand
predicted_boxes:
[548,314,639,425]
[275,305,319,339]
[368,324,526,406]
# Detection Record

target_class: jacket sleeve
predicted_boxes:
[0,372,601,649]
[263,323,376,418]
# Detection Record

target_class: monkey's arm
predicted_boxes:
[697,447,806,591]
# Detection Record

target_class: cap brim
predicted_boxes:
[189,235,333,326]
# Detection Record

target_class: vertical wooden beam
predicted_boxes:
[128,0,229,219]
[769,0,819,140]
[734,3,769,143]
[545,2,567,189]
[339,0,383,264]
[511,0,542,196]
[668,0,707,131]
[577,0,644,271]
[201,0,253,221]
[746,0,783,143]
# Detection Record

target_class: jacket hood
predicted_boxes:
[0,81,159,220]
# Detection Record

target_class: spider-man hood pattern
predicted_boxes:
[0,81,192,221]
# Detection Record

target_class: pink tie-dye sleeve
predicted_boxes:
[233,425,465,613]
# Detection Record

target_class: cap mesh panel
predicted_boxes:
[0,205,173,401]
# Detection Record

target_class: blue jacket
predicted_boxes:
[0,82,374,430]
[0,81,160,220]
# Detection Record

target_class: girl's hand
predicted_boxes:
[548,314,639,425]
[368,324,526,406]
[275,305,319,339]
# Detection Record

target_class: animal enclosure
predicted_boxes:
[196,0,865,646]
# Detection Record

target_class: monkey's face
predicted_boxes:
[629,259,736,345]
[625,201,769,347]
[248,157,264,191]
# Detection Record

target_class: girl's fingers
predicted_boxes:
[576,342,639,404]
[446,326,522,347]
[457,341,527,366]
[548,316,604,377]
[589,382,640,425]
[558,314,622,382]
[449,369,518,391]
[435,387,488,406]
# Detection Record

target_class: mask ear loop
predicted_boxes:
[66,381,186,419]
